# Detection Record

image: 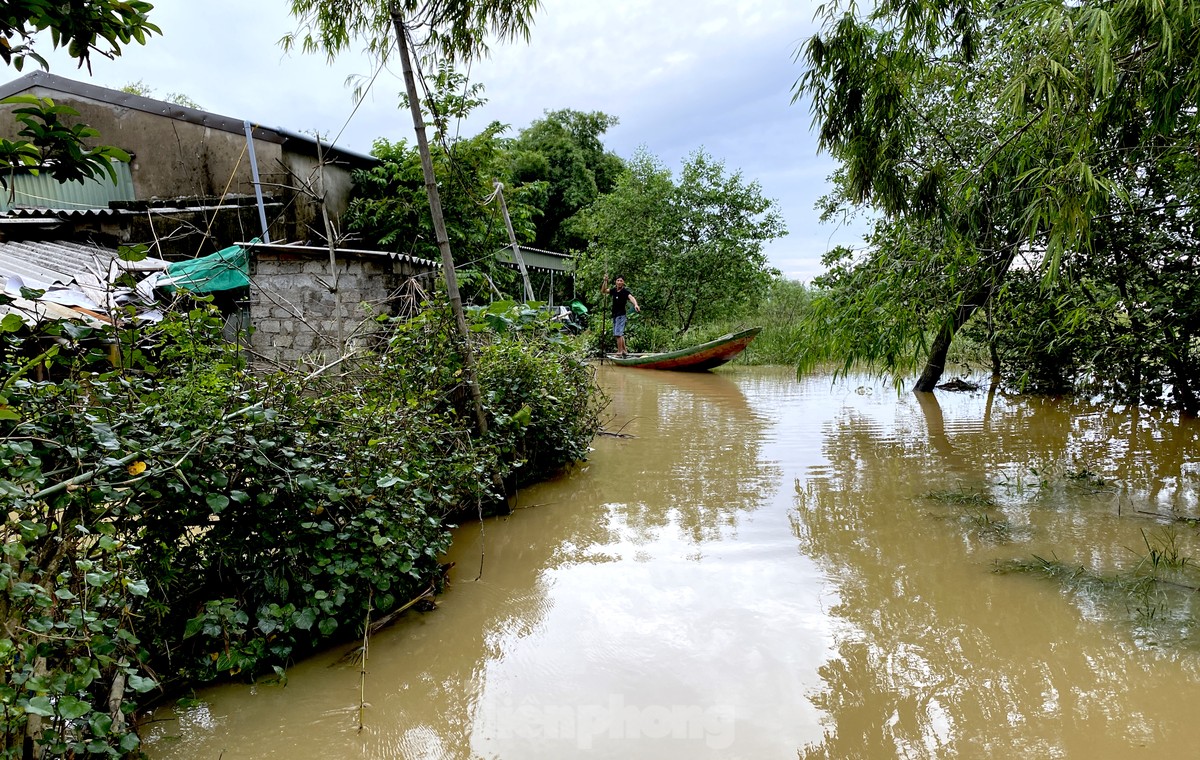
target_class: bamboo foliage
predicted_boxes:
[794,0,1200,404]
[282,0,542,435]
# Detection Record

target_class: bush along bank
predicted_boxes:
[0,297,601,757]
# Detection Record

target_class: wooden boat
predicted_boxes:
[605,327,761,371]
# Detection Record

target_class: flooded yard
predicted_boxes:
[146,365,1200,758]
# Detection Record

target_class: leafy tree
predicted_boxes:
[580,149,785,335]
[0,95,131,191]
[0,2,157,194]
[796,1,1050,391]
[0,0,159,72]
[283,0,538,64]
[795,0,1200,412]
[345,66,541,300]
[508,109,624,252]
[986,144,1200,408]
[120,79,202,109]
[346,123,541,299]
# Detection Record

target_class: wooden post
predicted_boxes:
[390,6,488,436]
[315,137,345,352]
[494,181,535,302]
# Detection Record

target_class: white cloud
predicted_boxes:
[9,0,871,281]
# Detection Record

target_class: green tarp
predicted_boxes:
[162,242,251,293]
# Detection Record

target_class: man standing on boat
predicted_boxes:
[602,274,640,356]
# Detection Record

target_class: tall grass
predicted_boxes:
[659,279,818,365]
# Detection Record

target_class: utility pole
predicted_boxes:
[390,6,488,436]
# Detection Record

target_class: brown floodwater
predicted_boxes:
[145,366,1200,759]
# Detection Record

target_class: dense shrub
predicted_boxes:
[0,295,599,757]
[472,303,601,484]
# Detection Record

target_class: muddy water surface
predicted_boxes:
[146,366,1200,758]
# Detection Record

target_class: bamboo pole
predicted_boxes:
[358,593,371,733]
[389,6,489,436]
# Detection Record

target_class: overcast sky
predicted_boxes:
[15,0,872,281]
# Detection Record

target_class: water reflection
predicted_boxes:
[144,369,1200,759]
[795,378,1200,757]
[595,367,777,545]
[146,366,801,759]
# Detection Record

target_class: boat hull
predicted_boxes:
[605,327,761,371]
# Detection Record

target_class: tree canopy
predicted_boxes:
[579,149,785,335]
[795,0,1200,412]
[508,109,625,252]
[0,2,158,191]
[0,0,159,72]
[347,122,540,295]
[283,0,539,63]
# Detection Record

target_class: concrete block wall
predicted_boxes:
[248,252,429,366]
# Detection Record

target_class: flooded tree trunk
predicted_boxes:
[1165,352,1199,417]
[914,242,1018,393]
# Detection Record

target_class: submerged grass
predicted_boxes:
[922,487,1014,543]
[997,530,1200,647]
[924,488,997,508]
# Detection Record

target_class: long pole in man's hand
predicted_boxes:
[600,273,608,362]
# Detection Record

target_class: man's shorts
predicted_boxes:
[612,314,627,337]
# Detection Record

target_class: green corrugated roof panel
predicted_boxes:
[0,162,135,212]
[494,245,575,273]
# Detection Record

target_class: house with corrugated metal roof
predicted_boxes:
[0,72,445,366]
[0,71,376,256]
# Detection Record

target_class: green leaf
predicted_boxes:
[183,614,206,639]
[62,323,93,341]
[293,607,317,631]
[25,696,54,717]
[205,493,230,513]
[318,618,338,636]
[512,405,533,427]
[57,695,91,720]
[0,480,24,498]
[89,713,114,736]
[127,674,157,693]
[0,314,23,333]
[118,246,148,264]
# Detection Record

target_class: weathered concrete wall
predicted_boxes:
[0,79,365,250]
[282,153,357,240]
[0,87,283,200]
[248,251,436,366]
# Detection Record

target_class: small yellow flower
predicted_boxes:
[127,461,147,476]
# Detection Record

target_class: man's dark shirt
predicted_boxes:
[609,286,632,317]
